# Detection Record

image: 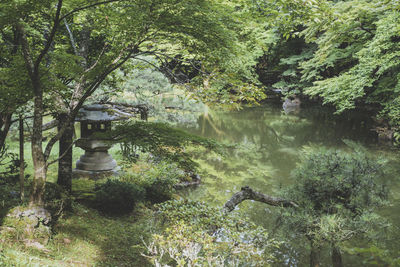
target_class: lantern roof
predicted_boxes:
[75,104,127,122]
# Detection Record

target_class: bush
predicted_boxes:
[0,149,21,185]
[121,162,183,203]
[94,180,145,215]
[279,144,389,266]
[142,200,277,266]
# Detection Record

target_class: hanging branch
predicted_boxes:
[223,186,298,213]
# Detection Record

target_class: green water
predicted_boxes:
[181,103,400,266]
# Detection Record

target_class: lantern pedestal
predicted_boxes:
[75,139,117,171]
[72,168,119,180]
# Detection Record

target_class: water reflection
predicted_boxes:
[180,103,399,266]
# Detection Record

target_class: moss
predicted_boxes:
[0,202,153,267]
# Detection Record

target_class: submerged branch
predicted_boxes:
[223,186,298,213]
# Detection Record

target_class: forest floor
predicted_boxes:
[0,179,154,267]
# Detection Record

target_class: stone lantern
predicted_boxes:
[73,104,124,178]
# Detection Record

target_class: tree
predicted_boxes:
[256,0,400,137]
[279,144,388,267]
[0,0,266,205]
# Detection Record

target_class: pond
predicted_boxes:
[180,102,400,266]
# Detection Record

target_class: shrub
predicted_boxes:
[121,162,183,203]
[0,149,21,185]
[94,180,145,215]
[142,200,277,266]
[279,144,389,266]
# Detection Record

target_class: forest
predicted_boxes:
[0,0,399,266]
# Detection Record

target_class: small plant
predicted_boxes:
[94,180,145,215]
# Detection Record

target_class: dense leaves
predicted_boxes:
[261,0,400,137]
[279,144,389,265]
[94,179,145,215]
[143,199,276,266]
[112,121,223,171]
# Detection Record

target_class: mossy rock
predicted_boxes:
[2,206,52,244]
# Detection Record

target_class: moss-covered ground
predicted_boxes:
[0,179,154,267]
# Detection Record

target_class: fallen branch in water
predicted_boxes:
[223,186,298,213]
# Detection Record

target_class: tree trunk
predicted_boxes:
[19,116,25,202]
[57,113,73,192]
[30,95,46,206]
[0,113,12,150]
[310,242,320,267]
[332,246,343,267]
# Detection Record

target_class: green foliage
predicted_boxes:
[94,179,145,215]
[254,0,400,136]
[114,121,222,171]
[344,245,400,266]
[0,150,20,185]
[143,199,277,266]
[101,57,205,126]
[120,161,184,203]
[280,144,389,247]
[43,182,72,219]
[272,45,315,97]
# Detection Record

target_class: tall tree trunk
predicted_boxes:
[19,116,25,202]
[332,246,343,267]
[57,113,73,192]
[310,242,320,267]
[30,95,46,206]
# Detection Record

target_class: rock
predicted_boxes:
[371,127,394,141]
[4,206,52,245]
[24,240,50,252]
[9,206,52,227]
[282,97,301,114]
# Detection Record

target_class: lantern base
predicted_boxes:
[72,168,119,180]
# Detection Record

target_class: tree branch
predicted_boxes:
[223,186,298,213]
[43,45,138,160]
[16,23,35,82]
[42,119,58,131]
[34,0,63,73]
[46,139,78,167]
[58,0,123,22]
[63,18,78,55]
